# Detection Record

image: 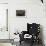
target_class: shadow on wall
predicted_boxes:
[40,25,45,46]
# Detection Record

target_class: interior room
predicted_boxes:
[0,0,46,46]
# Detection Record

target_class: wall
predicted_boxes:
[0,0,8,3]
[9,0,41,32]
[9,0,46,45]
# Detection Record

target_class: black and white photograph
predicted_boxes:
[0,0,46,46]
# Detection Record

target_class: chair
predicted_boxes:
[27,23,40,43]
[19,23,40,46]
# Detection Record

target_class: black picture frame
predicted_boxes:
[16,10,25,16]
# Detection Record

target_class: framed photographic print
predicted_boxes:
[16,10,25,16]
